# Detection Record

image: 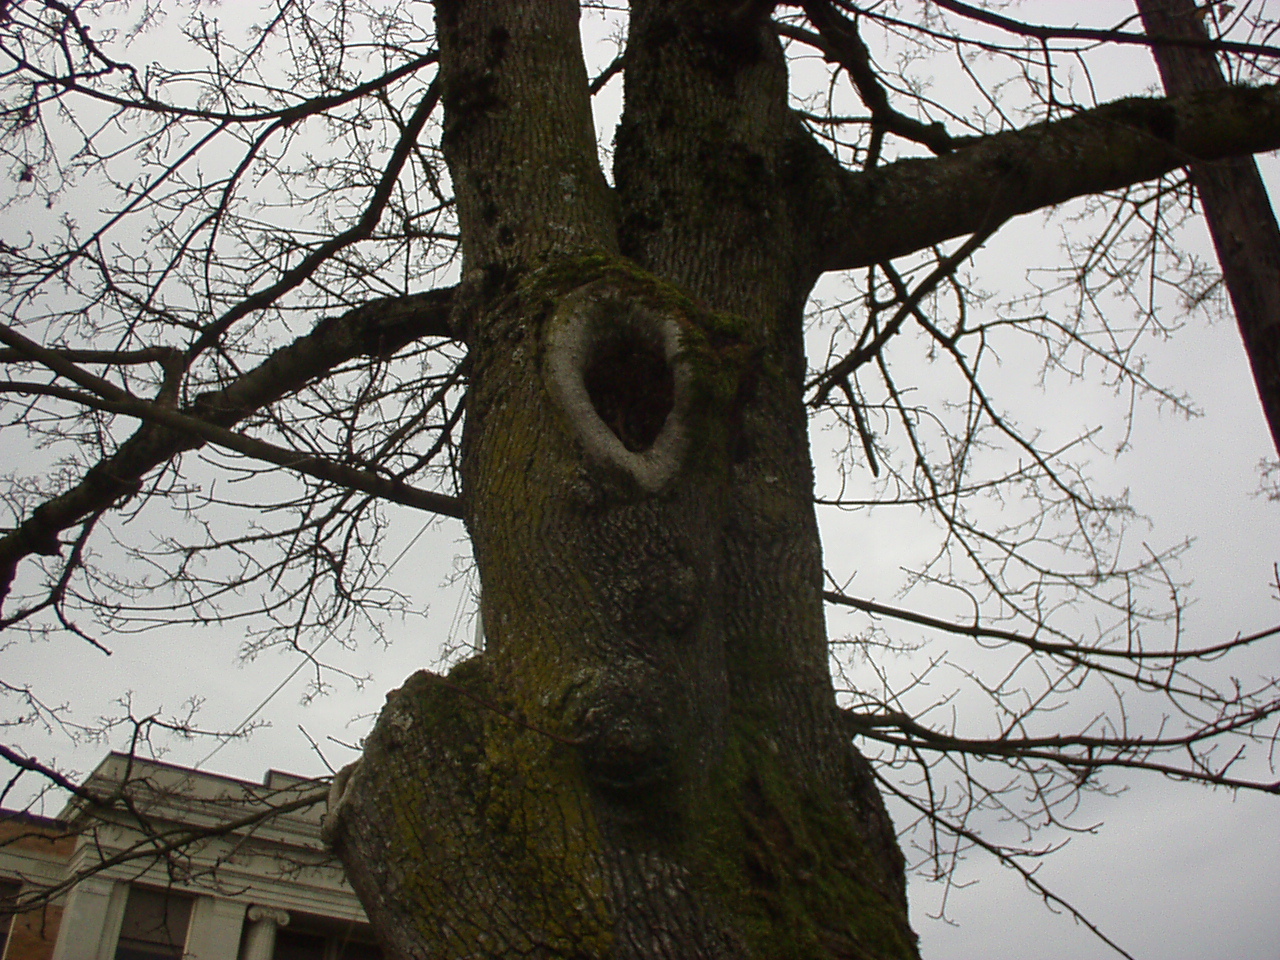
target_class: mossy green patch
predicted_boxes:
[479,719,614,957]
[370,662,614,958]
[692,718,918,960]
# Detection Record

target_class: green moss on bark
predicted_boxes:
[693,720,919,960]
[356,661,615,958]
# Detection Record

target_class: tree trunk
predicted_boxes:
[313,3,1280,955]
[1137,0,1280,457]
[322,2,916,958]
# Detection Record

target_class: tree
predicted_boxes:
[1,2,1278,958]
[1136,0,1280,456]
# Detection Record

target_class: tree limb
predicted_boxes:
[0,379,464,519]
[799,0,955,154]
[823,588,1280,662]
[844,706,1280,793]
[823,82,1280,270]
[1137,0,1280,456]
[0,287,457,611]
[930,0,1280,59]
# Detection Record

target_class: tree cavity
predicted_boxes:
[583,326,675,453]
[544,279,691,492]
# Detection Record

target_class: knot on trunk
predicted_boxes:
[544,279,692,492]
[564,659,676,795]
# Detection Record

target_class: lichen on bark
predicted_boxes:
[325,2,917,956]
[326,258,917,958]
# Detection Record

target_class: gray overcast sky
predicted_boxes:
[3,3,1279,959]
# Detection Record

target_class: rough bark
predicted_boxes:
[317,4,1280,958]
[1136,0,1280,457]
[324,2,914,957]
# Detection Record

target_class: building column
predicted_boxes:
[50,877,127,960]
[182,896,247,960]
[240,906,290,960]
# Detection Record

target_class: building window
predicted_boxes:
[113,886,193,960]
[273,929,326,960]
[272,916,383,960]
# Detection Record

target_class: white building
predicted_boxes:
[0,753,381,960]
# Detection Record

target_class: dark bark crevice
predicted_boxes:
[584,333,676,454]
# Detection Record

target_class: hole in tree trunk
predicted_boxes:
[544,282,692,490]
[583,330,676,453]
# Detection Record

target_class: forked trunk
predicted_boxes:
[323,3,916,957]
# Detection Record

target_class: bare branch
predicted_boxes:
[0,286,457,610]
[824,83,1280,270]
